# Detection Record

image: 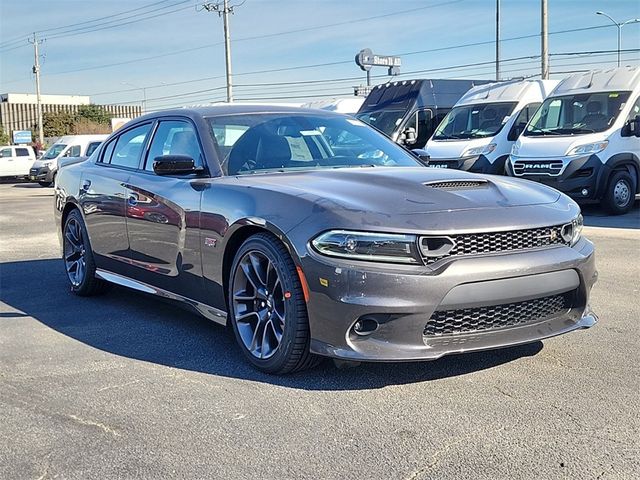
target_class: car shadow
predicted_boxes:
[0,258,543,391]
[582,200,639,230]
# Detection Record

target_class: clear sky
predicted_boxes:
[1,0,638,111]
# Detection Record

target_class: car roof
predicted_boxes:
[136,103,341,122]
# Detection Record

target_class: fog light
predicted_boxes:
[581,189,589,196]
[353,317,379,336]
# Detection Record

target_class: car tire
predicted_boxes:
[63,209,110,296]
[603,170,636,215]
[228,232,320,374]
[39,181,52,187]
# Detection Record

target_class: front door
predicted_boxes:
[0,147,15,176]
[125,118,206,302]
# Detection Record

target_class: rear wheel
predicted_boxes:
[228,233,319,374]
[603,170,636,215]
[63,209,110,296]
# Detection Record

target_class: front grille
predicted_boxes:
[424,294,568,336]
[428,160,459,169]
[513,160,563,176]
[420,225,569,265]
[425,180,487,189]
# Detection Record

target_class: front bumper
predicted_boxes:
[29,166,55,183]
[507,154,605,201]
[302,239,597,362]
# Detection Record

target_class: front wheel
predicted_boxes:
[228,233,319,374]
[603,170,636,215]
[63,209,110,296]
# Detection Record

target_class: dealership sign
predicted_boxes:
[12,130,32,144]
[355,48,401,75]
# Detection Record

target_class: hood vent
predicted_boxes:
[424,179,488,190]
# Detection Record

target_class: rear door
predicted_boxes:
[14,147,34,176]
[124,118,207,301]
[80,123,153,274]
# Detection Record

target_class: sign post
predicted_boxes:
[355,48,401,86]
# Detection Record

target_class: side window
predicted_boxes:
[86,142,102,157]
[15,148,30,157]
[66,145,81,157]
[145,120,203,171]
[110,124,152,169]
[0,147,12,158]
[626,97,640,122]
[508,103,541,141]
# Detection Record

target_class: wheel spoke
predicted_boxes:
[241,262,261,291]
[249,252,267,286]
[233,289,256,302]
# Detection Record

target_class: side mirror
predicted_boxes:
[411,149,430,165]
[622,114,640,138]
[399,127,417,145]
[153,154,201,175]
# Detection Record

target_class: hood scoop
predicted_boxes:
[424,179,489,190]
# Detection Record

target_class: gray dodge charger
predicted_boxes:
[54,105,598,374]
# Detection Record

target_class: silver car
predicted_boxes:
[54,105,598,374]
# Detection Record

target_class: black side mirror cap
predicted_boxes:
[153,154,203,175]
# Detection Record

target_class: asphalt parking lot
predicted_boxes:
[1,181,638,480]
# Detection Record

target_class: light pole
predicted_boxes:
[595,11,640,67]
[122,82,147,114]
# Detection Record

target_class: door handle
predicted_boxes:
[81,179,91,191]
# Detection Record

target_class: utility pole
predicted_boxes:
[541,0,549,79]
[495,0,500,81]
[29,33,44,144]
[202,1,238,103]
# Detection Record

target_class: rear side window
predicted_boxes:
[110,124,152,169]
[15,148,30,157]
[145,120,203,171]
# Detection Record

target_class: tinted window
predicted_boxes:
[0,148,12,158]
[507,103,541,141]
[86,142,102,157]
[207,113,420,175]
[145,120,203,171]
[15,148,30,157]
[110,124,151,168]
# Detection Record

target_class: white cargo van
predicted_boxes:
[303,97,365,115]
[423,79,558,173]
[0,145,36,179]
[30,134,107,186]
[507,67,640,214]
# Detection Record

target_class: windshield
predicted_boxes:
[355,109,406,137]
[207,113,421,175]
[432,102,518,140]
[524,91,631,136]
[42,144,67,160]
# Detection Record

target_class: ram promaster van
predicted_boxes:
[30,134,107,186]
[355,79,490,150]
[508,67,640,214]
[423,79,558,173]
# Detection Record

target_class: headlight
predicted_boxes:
[566,141,608,156]
[311,230,421,264]
[462,143,497,157]
[561,214,583,246]
[42,161,53,167]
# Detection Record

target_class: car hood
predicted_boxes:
[229,167,561,215]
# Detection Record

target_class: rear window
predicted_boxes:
[15,148,31,157]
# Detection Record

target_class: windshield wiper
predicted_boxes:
[526,125,562,136]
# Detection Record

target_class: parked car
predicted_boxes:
[421,79,558,174]
[54,105,597,374]
[507,66,640,214]
[30,134,107,186]
[355,79,491,150]
[0,145,36,180]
